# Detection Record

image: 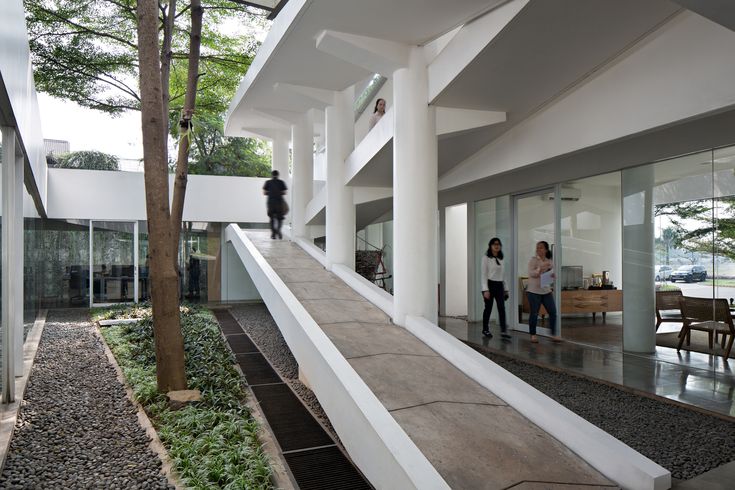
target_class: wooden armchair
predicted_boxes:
[655,290,683,331]
[677,296,734,359]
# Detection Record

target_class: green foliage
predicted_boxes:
[179,114,271,177]
[24,0,265,116]
[655,198,735,262]
[100,304,273,489]
[56,150,120,170]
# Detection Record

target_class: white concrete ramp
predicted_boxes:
[226,226,669,490]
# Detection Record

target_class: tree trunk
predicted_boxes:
[136,0,187,392]
[170,0,203,241]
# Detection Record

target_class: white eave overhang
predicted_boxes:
[225,0,507,140]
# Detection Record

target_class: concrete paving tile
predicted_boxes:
[511,483,618,489]
[268,257,325,269]
[348,354,504,409]
[321,322,437,359]
[276,268,339,284]
[300,299,390,324]
[391,403,612,490]
[288,282,366,301]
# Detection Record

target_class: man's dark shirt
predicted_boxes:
[263,178,287,203]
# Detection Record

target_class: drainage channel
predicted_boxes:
[213,309,372,490]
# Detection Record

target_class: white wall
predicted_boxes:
[559,180,623,288]
[0,0,48,211]
[445,204,468,316]
[440,12,735,192]
[46,168,270,223]
[221,241,261,301]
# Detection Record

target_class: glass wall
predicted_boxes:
[91,221,136,305]
[473,196,511,323]
[180,221,222,303]
[24,219,90,308]
[621,145,735,361]
[560,174,623,350]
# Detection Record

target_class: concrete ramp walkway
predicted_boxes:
[242,230,615,490]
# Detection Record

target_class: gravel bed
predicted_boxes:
[0,309,172,490]
[470,344,735,481]
[229,304,339,442]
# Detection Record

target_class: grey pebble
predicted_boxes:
[0,309,173,489]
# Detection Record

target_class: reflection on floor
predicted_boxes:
[440,316,735,419]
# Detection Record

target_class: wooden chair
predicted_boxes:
[677,296,735,359]
[655,290,683,331]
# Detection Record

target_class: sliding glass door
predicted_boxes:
[89,221,139,306]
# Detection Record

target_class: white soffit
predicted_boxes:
[226,0,504,138]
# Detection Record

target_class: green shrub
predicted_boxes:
[100,305,272,489]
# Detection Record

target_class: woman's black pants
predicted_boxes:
[482,280,506,332]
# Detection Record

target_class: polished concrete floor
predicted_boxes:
[440,316,735,418]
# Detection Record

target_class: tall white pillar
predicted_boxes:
[291,112,314,238]
[272,132,291,228]
[325,87,356,269]
[392,47,438,325]
[622,165,656,353]
[13,144,23,375]
[2,126,23,402]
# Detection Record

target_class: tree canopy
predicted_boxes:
[56,150,120,170]
[25,0,272,177]
[24,0,264,117]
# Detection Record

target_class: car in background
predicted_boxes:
[669,265,707,283]
[655,265,673,282]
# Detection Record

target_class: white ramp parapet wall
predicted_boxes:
[224,224,449,490]
[403,315,671,490]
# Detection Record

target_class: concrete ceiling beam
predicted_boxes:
[316,29,410,76]
[273,82,336,109]
[428,0,529,102]
[435,107,506,136]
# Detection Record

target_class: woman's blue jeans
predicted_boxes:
[527,292,557,335]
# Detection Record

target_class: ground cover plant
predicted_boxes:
[99,304,273,489]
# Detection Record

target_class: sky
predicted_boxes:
[38,93,146,171]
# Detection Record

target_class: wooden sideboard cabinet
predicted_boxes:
[560,289,623,320]
[520,286,623,321]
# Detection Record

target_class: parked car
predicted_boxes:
[655,265,673,282]
[669,265,707,283]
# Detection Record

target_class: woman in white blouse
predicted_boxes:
[481,237,509,339]
[368,98,386,130]
[526,240,561,343]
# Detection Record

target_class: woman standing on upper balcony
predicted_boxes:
[368,98,386,130]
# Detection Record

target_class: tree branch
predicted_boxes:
[35,5,138,50]
[36,51,141,101]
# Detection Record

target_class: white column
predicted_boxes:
[291,112,314,238]
[392,47,438,325]
[622,165,656,353]
[13,144,23,375]
[325,87,356,269]
[2,126,22,402]
[272,132,292,228]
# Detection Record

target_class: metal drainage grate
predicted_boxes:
[214,310,373,489]
[235,353,282,386]
[225,333,258,354]
[213,309,244,334]
[252,383,334,452]
[283,446,372,490]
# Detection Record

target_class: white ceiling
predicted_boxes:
[227,0,502,138]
